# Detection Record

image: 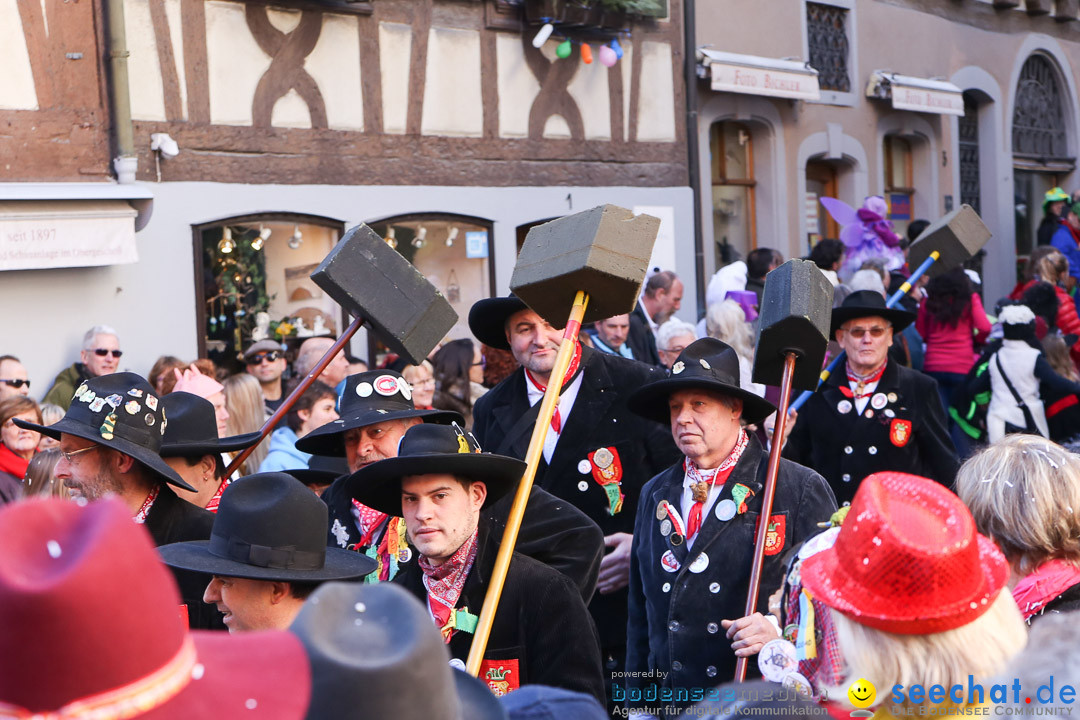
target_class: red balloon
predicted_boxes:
[581,43,593,64]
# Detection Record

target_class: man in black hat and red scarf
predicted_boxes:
[16,371,222,628]
[349,422,605,704]
[783,290,959,505]
[624,338,836,708]
[297,370,603,598]
[468,295,681,688]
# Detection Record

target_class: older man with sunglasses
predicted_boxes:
[783,290,958,505]
[0,356,30,401]
[43,325,123,410]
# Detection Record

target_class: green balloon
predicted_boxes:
[556,39,572,59]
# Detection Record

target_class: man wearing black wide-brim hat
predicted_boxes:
[348,423,604,704]
[782,290,959,506]
[623,338,836,709]
[298,370,603,599]
[15,371,221,628]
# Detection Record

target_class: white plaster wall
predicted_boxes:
[125,0,167,121]
[379,22,412,134]
[496,34,541,139]
[421,27,484,137]
[0,0,38,111]
[2,183,693,392]
[636,41,676,142]
[305,13,363,131]
[206,0,271,126]
[567,52,611,141]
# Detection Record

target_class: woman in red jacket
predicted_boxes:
[1014,250,1080,365]
[917,267,991,455]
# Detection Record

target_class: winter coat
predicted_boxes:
[42,363,92,410]
[258,426,310,472]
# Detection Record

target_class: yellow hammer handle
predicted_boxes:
[466,290,590,676]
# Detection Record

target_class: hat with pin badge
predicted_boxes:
[295,370,463,458]
[15,371,193,491]
[627,338,776,426]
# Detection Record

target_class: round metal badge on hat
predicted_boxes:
[757,639,798,682]
[672,361,685,375]
[396,376,412,401]
[373,375,400,397]
[356,382,374,398]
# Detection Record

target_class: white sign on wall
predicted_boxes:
[0,201,139,271]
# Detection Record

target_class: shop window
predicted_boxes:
[805,160,840,248]
[883,135,915,239]
[711,121,756,267]
[806,2,850,93]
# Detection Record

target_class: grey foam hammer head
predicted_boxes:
[510,205,660,326]
[907,205,991,280]
[311,223,458,365]
[752,259,834,391]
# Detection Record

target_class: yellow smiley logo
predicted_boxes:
[848,678,876,709]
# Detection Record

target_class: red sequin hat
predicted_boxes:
[800,472,1009,635]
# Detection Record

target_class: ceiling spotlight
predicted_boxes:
[385,227,397,250]
[447,227,459,247]
[218,226,235,254]
[288,225,303,250]
[251,225,271,251]
[412,226,427,249]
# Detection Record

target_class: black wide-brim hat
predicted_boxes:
[159,392,261,457]
[15,372,194,492]
[830,289,915,335]
[296,370,463,457]
[285,455,349,487]
[346,424,525,517]
[628,337,776,426]
[160,472,375,582]
[468,294,529,350]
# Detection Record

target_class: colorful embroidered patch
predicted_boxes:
[890,418,912,447]
[588,446,624,515]
[99,413,117,440]
[731,483,755,514]
[480,659,520,697]
[753,514,787,556]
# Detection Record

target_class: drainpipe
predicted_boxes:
[106,0,137,183]
[682,0,706,319]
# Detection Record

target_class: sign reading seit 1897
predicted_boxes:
[710,63,821,101]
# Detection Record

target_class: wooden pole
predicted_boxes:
[466,290,589,675]
[222,316,365,478]
[734,351,797,682]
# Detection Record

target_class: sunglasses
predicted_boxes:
[246,351,282,364]
[0,379,29,390]
[843,325,891,339]
[92,349,123,358]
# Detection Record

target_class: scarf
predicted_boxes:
[524,341,583,434]
[204,478,230,513]
[0,443,29,480]
[684,429,749,539]
[133,485,160,524]
[420,528,479,642]
[1012,559,1080,620]
[839,361,887,400]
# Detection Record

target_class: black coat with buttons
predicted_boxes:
[472,346,681,651]
[625,435,836,702]
[783,360,959,506]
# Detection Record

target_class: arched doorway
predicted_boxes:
[1012,54,1074,276]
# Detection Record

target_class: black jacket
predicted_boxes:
[145,485,223,630]
[472,346,681,650]
[628,302,662,367]
[395,523,605,705]
[626,436,836,703]
[321,478,604,602]
[1031,582,1080,625]
[783,361,959,506]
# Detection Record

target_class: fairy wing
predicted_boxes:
[818,197,859,227]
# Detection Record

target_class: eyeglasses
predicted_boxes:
[92,349,123,358]
[59,445,99,463]
[246,351,281,364]
[0,379,29,390]
[843,325,891,339]
[413,378,436,389]
[472,358,486,368]
[661,346,687,355]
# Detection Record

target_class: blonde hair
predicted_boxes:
[1034,250,1068,285]
[705,300,754,363]
[39,403,64,427]
[1042,334,1079,381]
[401,360,434,384]
[23,449,65,499]
[956,435,1080,574]
[826,592,1026,711]
[222,373,268,476]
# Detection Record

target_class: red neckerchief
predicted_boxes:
[683,429,749,539]
[0,443,29,480]
[524,341,583,434]
[1066,219,1080,247]
[133,485,161,524]
[839,361,887,400]
[352,499,389,548]
[1012,559,1080,620]
[420,528,479,643]
[204,478,229,513]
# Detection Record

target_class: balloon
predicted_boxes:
[581,43,593,64]
[556,39,572,59]
[532,23,554,48]
[598,45,618,67]
[612,37,624,59]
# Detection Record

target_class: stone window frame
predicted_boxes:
[801,0,857,108]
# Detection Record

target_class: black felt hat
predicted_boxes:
[295,370,463,457]
[467,294,529,350]
[284,454,349,488]
[346,423,525,517]
[627,338,776,426]
[14,372,193,492]
[830,290,915,335]
[159,392,261,457]
[158,472,376,582]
